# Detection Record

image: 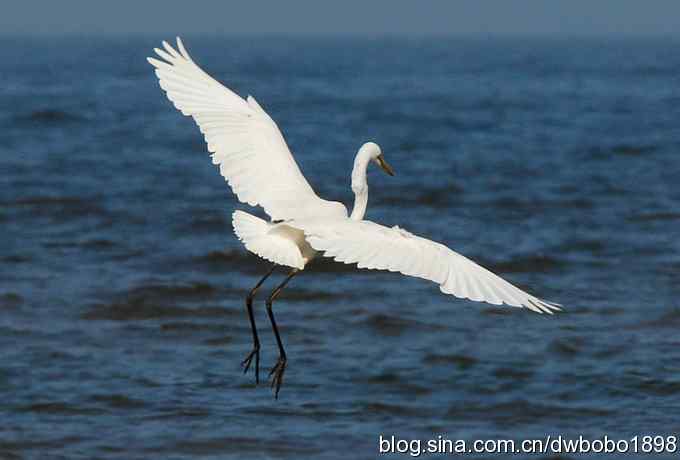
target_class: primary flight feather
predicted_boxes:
[148,39,346,221]
[148,37,561,398]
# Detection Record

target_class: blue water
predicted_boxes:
[1,36,680,459]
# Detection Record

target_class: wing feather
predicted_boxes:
[294,219,561,314]
[148,38,347,221]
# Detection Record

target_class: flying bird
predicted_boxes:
[148,38,561,398]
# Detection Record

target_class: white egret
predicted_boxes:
[148,38,561,398]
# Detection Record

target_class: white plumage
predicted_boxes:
[148,37,561,315]
[292,219,559,313]
[148,39,346,222]
[232,211,313,270]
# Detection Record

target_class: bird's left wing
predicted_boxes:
[147,38,347,221]
[293,219,561,314]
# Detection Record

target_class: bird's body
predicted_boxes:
[148,38,561,398]
[232,211,317,270]
[231,141,391,271]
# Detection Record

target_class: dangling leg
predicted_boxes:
[241,263,276,384]
[266,268,299,398]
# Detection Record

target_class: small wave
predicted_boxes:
[18,402,101,415]
[379,184,464,207]
[0,293,23,309]
[548,337,585,357]
[365,372,400,384]
[415,184,464,205]
[0,436,86,452]
[43,238,117,250]
[488,255,563,273]
[193,249,261,272]
[589,144,657,159]
[160,321,227,333]
[0,449,21,460]
[554,238,606,254]
[358,372,434,396]
[628,212,680,223]
[89,393,146,410]
[491,196,593,211]
[203,335,234,346]
[633,377,680,397]
[364,313,444,337]
[424,353,478,369]
[143,408,212,421]
[176,213,229,233]
[160,322,235,345]
[611,144,657,156]
[592,343,628,358]
[82,302,234,321]
[481,307,513,316]
[81,283,235,321]
[9,196,86,206]
[446,399,612,423]
[169,437,260,455]
[492,366,534,380]
[6,195,105,218]
[161,436,320,457]
[280,287,344,302]
[81,238,117,249]
[559,197,595,209]
[16,109,85,124]
[245,402,347,421]
[632,308,680,330]
[366,314,410,336]
[360,402,427,417]
[125,282,219,301]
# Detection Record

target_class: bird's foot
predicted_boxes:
[241,346,260,384]
[268,356,287,399]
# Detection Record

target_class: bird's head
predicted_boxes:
[360,142,395,176]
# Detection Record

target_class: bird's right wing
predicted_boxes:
[294,219,561,314]
[147,38,347,221]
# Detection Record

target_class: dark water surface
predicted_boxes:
[1,36,679,459]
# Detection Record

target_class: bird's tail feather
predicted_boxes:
[232,210,305,269]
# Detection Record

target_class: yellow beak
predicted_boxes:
[376,154,395,176]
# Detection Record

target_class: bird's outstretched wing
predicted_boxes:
[147,38,347,221]
[294,219,561,314]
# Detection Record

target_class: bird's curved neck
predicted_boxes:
[350,188,368,220]
[350,151,371,220]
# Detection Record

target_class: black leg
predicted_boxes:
[241,263,276,384]
[266,268,299,399]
